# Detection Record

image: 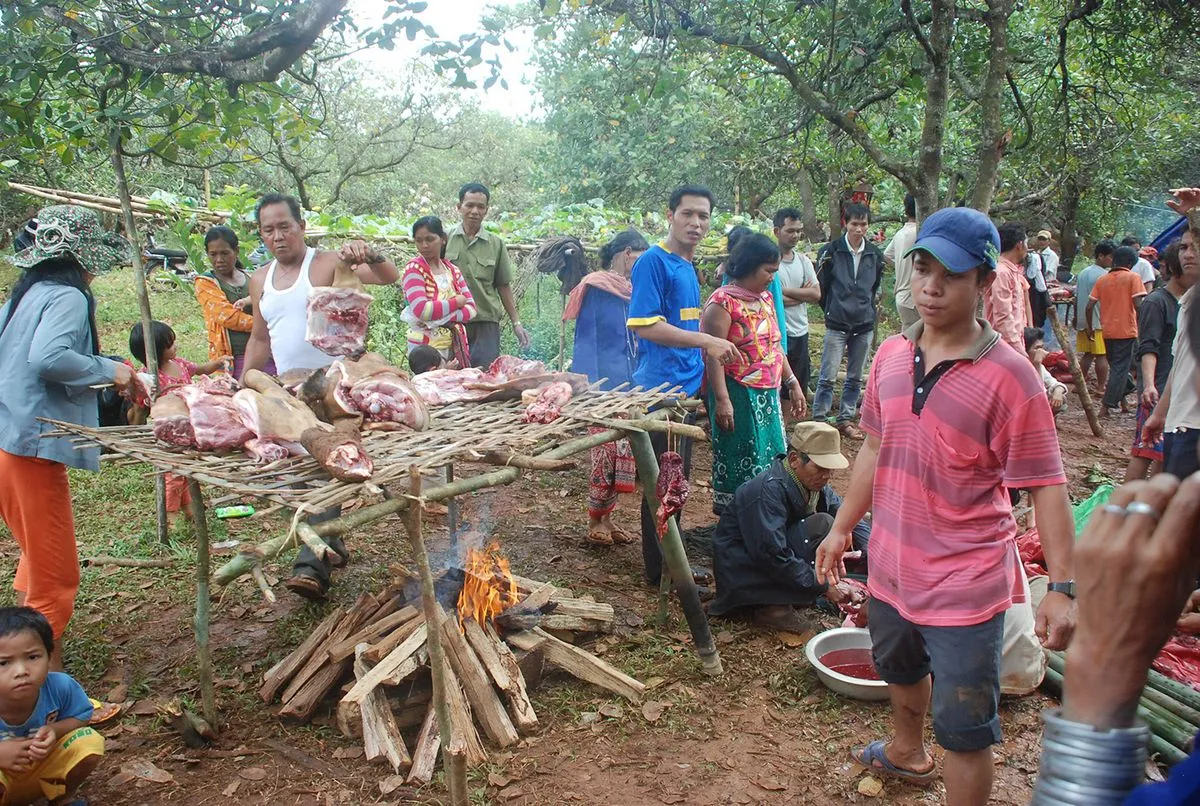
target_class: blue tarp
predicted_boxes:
[1150,216,1189,254]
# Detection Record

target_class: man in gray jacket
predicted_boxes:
[813,203,884,439]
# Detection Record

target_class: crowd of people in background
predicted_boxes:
[2,179,1199,805]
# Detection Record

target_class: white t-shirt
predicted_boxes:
[1134,257,1156,288]
[884,221,918,309]
[1039,247,1059,282]
[1166,288,1200,431]
[776,250,818,337]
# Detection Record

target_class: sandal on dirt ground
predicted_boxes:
[87,699,122,728]
[586,526,613,546]
[608,527,636,545]
[284,573,328,601]
[851,740,937,785]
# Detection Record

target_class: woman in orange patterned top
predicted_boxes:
[701,233,805,513]
[193,226,274,376]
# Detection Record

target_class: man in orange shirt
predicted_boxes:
[985,223,1032,352]
[1086,246,1148,417]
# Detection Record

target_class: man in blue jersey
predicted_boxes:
[627,184,738,585]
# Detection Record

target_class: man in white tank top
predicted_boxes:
[242,193,400,377]
[242,193,400,599]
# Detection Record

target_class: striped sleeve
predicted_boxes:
[994,391,1067,487]
[448,261,477,324]
[402,259,452,322]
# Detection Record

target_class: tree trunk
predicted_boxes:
[826,176,842,241]
[1059,177,1082,276]
[108,123,168,545]
[797,168,822,238]
[967,0,1014,212]
[912,0,954,220]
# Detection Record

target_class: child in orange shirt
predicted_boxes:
[1085,246,1148,417]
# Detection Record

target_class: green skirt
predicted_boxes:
[708,380,786,512]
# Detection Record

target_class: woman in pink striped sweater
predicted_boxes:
[402,216,477,368]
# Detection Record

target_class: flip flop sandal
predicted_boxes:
[88,699,122,728]
[284,574,329,601]
[850,740,937,785]
[586,527,614,546]
[609,527,636,545]
[691,566,714,587]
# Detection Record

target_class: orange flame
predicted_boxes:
[457,542,520,626]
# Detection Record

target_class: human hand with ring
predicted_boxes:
[1064,474,1200,729]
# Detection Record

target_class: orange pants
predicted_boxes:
[0,449,80,638]
[165,473,192,513]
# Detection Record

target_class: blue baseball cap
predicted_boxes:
[904,208,1001,273]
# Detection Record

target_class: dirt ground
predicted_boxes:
[3,395,1137,806]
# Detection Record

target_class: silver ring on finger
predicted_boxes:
[1102,504,1128,516]
[1125,501,1162,521]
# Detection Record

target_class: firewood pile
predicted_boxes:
[259,550,645,783]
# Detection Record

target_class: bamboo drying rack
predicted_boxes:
[42,384,723,729]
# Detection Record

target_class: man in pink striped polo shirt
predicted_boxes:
[816,208,1077,806]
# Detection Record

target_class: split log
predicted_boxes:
[507,628,645,703]
[442,660,488,766]
[363,613,426,663]
[280,595,375,705]
[337,624,428,736]
[278,657,352,723]
[328,606,419,663]
[513,574,573,598]
[406,705,441,785]
[380,645,429,687]
[538,598,614,633]
[439,611,520,747]
[518,583,558,611]
[352,648,411,774]
[1047,307,1103,437]
[395,691,433,730]
[463,619,537,732]
[260,607,344,703]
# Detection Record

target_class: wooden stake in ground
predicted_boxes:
[626,429,723,675]
[403,467,469,806]
[107,123,168,545]
[185,479,217,725]
[1047,307,1103,437]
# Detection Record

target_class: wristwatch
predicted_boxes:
[1047,580,1076,599]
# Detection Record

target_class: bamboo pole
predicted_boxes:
[625,430,723,675]
[107,125,169,545]
[1046,308,1103,437]
[402,467,468,806]
[186,479,217,726]
[214,423,647,585]
[1148,668,1200,713]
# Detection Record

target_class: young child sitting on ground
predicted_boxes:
[127,320,230,524]
[0,608,103,806]
[1023,327,1067,416]
[408,344,450,375]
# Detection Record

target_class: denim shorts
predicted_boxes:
[868,597,1004,753]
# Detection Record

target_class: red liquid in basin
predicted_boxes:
[819,648,881,681]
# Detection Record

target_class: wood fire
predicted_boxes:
[457,542,520,628]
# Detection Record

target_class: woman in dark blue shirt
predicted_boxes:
[564,229,648,545]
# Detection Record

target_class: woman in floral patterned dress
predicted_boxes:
[701,232,805,513]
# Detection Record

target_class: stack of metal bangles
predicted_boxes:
[1102,501,1162,520]
[1032,709,1151,805]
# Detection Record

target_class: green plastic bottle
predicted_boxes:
[214,505,255,519]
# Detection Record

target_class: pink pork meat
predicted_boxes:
[306,287,372,357]
[177,386,254,452]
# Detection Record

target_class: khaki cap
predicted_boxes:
[788,422,849,470]
[1036,229,1053,240]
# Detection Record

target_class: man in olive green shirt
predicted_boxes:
[445,182,530,367]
